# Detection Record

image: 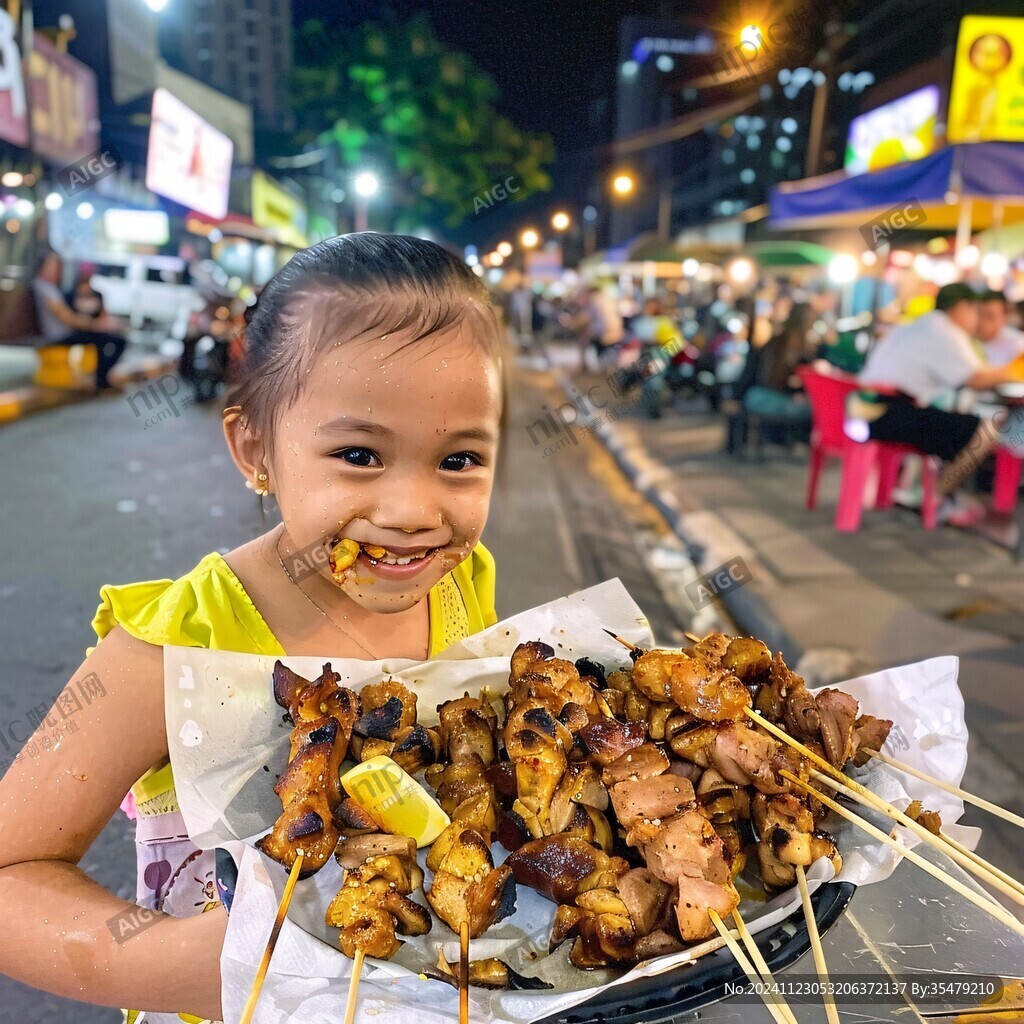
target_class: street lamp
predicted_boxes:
[496,241,513,258]
[520,228,539,249]
[353,170,380,232]
[551,211,570,232]
[611,172,635,197]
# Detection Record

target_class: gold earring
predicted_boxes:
[255,471,269,497]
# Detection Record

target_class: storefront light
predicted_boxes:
[828,253,859,283]
[682,258,699,277]
[5,218,19,233]
[496,241,513,258]
[44,193,63,211]
[14,198,34,217]
[912,253,932,278]
[980,253,1008,278]
[1,172,23,187]
[77,202,94,220]
[860,250,877,266]
[954,244,980,269]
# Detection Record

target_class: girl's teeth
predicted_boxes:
[373,549,430,565]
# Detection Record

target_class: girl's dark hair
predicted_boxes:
[227,232,509,453]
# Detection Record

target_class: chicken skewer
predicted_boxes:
[781,771,1024,938]
[745,707,1024,906]
[809,768,1024,906]
[865,747,1024,831]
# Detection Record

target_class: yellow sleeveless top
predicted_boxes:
[92,544,497,806]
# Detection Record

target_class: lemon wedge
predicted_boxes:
[340,755,450,848]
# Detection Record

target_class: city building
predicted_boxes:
[159,0,293,133]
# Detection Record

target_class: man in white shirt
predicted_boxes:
[977,290,1024,367]
[854,284,1023,523]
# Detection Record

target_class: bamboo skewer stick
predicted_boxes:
[780,770,1024,939]
[343,949,365,1024]
[795,865,841,1024]
[743,709,1024,906]
[239,849,305,1024]
[684,631,702,643]
[940,831,1024,899]
[730,911,799,1024]
[602,628,637,651]
[459,921,470,1024]
[708,910,795,1024]
[865,747,1024,831]
[809,768,1024,907]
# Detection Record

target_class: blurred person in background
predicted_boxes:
[976,290,1024,367]
[739,302,816,429]
[853,283,1024,525]
[32,251,126,393]
[582,284,624,371]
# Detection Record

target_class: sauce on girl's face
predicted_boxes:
[270,317,502,615]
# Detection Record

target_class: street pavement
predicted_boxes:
[542,338,1024,913]
[0,361,702,1023]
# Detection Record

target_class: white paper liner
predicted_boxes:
[162,578,978,1024]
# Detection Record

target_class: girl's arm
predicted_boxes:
[0,626,228,1021]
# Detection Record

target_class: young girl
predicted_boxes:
[0,233,508,1023]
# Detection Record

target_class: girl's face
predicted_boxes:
[268,316,502,614]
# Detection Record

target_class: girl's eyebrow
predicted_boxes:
[320,418,496,443]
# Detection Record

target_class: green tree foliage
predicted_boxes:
[291,13,554,229]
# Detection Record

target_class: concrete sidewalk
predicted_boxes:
[539,339,1024,900]
[0,345,178,424]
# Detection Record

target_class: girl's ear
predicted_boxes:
[222,410,271,491]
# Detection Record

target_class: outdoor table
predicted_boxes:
[670,841,1024,1022]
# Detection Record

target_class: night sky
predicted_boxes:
[291,0,690,153]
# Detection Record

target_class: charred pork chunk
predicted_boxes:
[721,637,772,684]
[349,678,423,761]
[709,721,789,795]
[326,839,431,959]
[751,792,842,889]
[631,649,752,722]
[851,714,894,766]
[601,741,672,787]
[815,688,860,768]
[609,775,695,830]
[426,827,516,938]
[259,663,360,877]
[905,800,943,835]
[426,949,551,991]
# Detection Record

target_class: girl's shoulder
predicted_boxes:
[91,551,283,655]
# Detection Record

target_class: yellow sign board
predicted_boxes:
[948,15,1024,143]
[251,169,308,248]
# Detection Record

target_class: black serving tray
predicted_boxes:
[534,881,856,1024]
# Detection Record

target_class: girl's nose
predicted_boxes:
[370,482,446,534]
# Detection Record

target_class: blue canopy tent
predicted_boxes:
[769,142,1024,235]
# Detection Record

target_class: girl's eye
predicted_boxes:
[330,447,383,468]
[440,451,483,472]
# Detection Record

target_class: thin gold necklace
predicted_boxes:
[275,534,380,661]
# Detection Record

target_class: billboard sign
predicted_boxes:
[948,16,1024,143]
[146,88,233,218]
[0,9,28,147]
[844,85,939,176]
[27,35,100,164]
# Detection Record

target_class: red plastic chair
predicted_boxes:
[992,446,1023,513]
[796,365,939,532]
